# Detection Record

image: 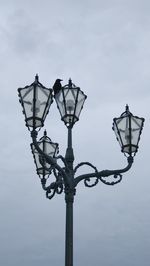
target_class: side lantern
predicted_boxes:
[31,130,59,178]
[113,105,144,157]
[18,75,53,131]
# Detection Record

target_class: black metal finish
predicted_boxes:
[18,76,144,266]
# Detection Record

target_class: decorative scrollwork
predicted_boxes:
[41,176,64,200]
[83,173,122,187]
[84,177,99,187]
[74,157,133,187]
[74,162,98,174]
[98,173,122,186]
[46,181,64,199]
[74,162,99,188]
[56,182,63,194]
[46,187,56,199]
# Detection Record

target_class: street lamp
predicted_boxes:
[18,75,145,266]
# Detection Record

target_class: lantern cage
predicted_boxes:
[54,79,87,127]
[31,130,59,177]
[18,75,53,131]
[113,105,144,156]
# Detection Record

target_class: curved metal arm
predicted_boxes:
[74,162,98,188]
[74,156,133,187]
[74,162,98,174]
[31,130,69,186]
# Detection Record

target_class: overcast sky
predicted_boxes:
[0,0,150,265]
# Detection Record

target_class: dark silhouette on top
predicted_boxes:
[53,79,62,96]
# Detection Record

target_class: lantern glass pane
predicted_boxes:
[19,85,34,120]
[75,90,86,119]
[31,144,50,175]
[43,140,58,157]
[35,86,50,119]
[130,116,143,146]
[113,121,122,147]
[116,116,131,146]
[64,88,78,114]
[55,91,65,118]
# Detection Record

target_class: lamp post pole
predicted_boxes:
[18,76,145,266]
[65,126,75,266]
[65,186,74,266]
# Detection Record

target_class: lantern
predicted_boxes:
[55,79,87,127]
[31,130,59,177]
[18,75,53,131]
[113,105,144,156]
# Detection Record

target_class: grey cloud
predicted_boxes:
[4,9,45,56]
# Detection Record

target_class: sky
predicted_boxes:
[0,0,150,265]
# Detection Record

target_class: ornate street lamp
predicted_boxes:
[18,74,53,130]
[18,76,145,266]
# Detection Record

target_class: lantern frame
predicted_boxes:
[31,130,59,178]
[113,105,145,157]
[54,79,87,128]
[18,75,53,131]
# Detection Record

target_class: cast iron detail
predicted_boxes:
[31,128,134,199]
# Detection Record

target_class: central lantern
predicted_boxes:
[54,79,87,127]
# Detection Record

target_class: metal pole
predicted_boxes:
[65,126,75,266]
[65,126,74,170]
[65,191,74,266]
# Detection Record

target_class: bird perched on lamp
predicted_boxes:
[53,79,62,96]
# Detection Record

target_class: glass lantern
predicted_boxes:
[54,79,87,127]
[18,75,53,131]
[113,105,144,156]
[31,130,59,177]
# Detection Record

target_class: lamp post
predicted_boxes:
[18,75,144,266]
